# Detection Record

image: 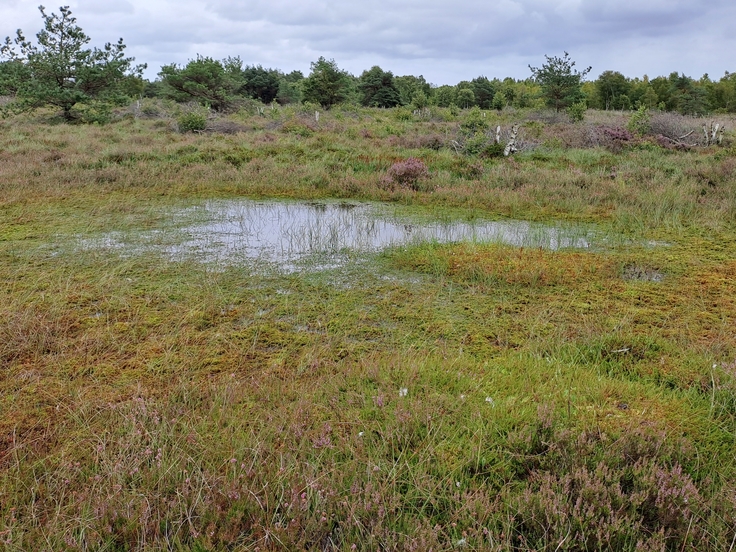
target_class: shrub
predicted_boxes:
[460,106,489,136]
[597,126,634,152]
[648,111,699,143]
[566,100,587,123]
[280,117,315,137]
[206,119,247,135]
[177,111,207,133]
[396,133,445,150]
[479,142,505,159]
[627,105,651,136]
[508,407,707,551]
[463,132,490,155]
[523,120,545,139]
[140,102,162,118]
[394,108,413,121]
[299,101,321,115]
[380,157,430,190]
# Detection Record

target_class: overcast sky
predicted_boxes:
[1,0,734,85]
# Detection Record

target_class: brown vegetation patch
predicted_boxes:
[396,243,615,287]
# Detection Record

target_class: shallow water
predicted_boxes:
[81,199,599,271]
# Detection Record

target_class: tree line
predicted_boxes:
[1,6,735,122]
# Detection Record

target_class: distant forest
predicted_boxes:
[3,52,735,115]
[139,55,736,116]
[1,4,735,119]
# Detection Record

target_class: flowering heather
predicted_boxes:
[380,157,430,190]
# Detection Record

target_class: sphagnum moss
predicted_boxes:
[1,107,736,550]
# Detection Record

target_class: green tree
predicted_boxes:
[276,70,304,105]
[358,66,401,107]
[638,85,659,109]
[411,90,429,110]
[456,88,475,109]
[159,56,240,111]
[529,52,591,112]
[511,79,540,108]
[394,74,431,106]
[500,78,517,105]
[707,71,736,112]
[1,5,145,121]
[668,72,707,115]
[283,70,304,83]
[433,85,456,107]
[650,76,673,110]
[240,64,282,104]
[470,76,496,109]
[302,57,353,108]
[0,60,30,95]
[566,100,587,122]
[492,90,506,111]
[276,81,301,105]
[594,70,631,110]
[460,106,488,135]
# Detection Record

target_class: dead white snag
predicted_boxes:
[703,122,725,146]
[711,122,720,145]
[504,124,520,156]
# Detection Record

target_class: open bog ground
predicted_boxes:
[1,105,736,550]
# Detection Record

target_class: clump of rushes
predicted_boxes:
[380,157,430,190]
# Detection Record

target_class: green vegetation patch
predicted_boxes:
[1,107,736,550]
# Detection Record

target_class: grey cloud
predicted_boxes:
[2,0,734,84]
[74,0,135,15]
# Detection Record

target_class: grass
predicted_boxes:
[1,103,736,550]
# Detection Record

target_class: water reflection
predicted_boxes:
[160,200,594,269]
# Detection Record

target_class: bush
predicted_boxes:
[394,108,413,121]
[566,100,587,123]
[280,117,315,137]
[380,157,430,190]
[479,142,505,159]
[463,132,490,155]
[648,112,699,142]
[395,133,445,150]
[627,105,651,136]
[508,408,707,551]
[597,126,635,152]
[177,111,207,133]
[460,106,489,135]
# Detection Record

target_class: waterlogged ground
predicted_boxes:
[74,199,601,271]
[2,112,736,550]
[5,192,736,550]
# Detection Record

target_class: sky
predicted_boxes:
[1,0,734,85]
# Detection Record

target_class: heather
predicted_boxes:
[1,103,736,551]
